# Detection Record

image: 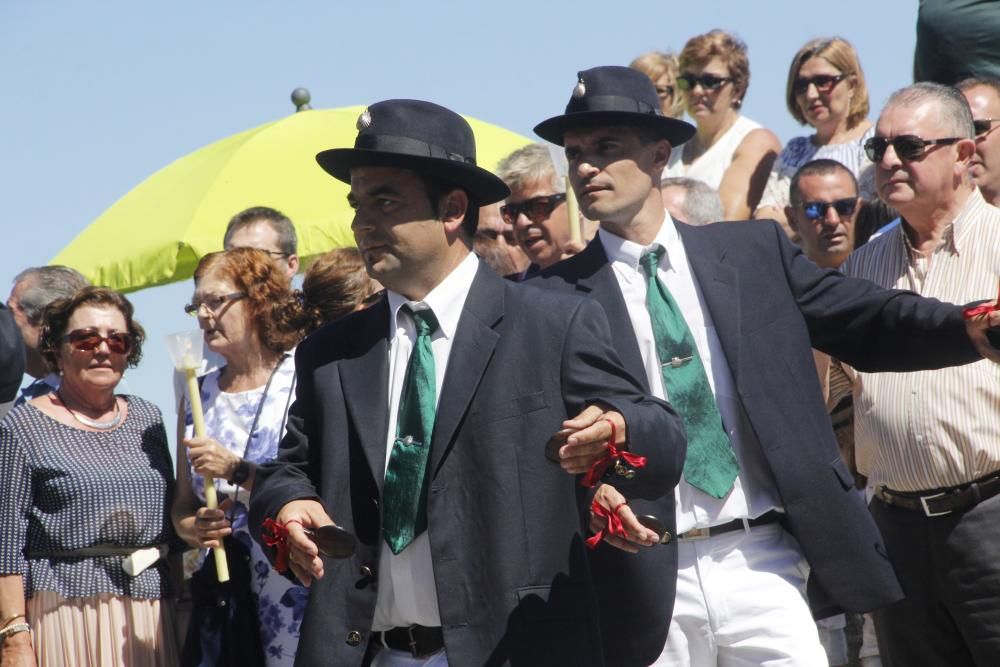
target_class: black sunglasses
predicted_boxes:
[677,73,732,92]
[793,74,847,95]
[500,193,567,225]
[655,84,675,99]
[802,198,858,221]
[864,135,962,162]
[61,329,133,355]
[974,118,1000,137]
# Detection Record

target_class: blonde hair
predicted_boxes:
[630,51,684,118]
[786,37,870,128]
[679,30,750,106]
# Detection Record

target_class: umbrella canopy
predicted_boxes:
[52,105,532,292]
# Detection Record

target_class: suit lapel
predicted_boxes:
[340,299,392,490]
[429,264,502,476]
[573,239,650,392]
[678,224,742,388]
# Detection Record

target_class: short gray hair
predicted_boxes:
[494,144,563,195]
[660,177,724,226]
[12,266,90,325]
[884,82,975,139]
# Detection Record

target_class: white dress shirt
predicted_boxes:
[372,252,480,630]
[598,215,781,533]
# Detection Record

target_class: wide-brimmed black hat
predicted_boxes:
[534,66,696,147]
[316,99,510,205]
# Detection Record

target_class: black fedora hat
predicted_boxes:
[316,99,510,205]
[534,66,696,147]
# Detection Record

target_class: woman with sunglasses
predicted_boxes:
[664,29,781,220]
[172,248,309,666]
[630,50,685,119]
[755,37,876,237]
[0,286,179,666]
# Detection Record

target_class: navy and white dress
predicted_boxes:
[184,357,307,666]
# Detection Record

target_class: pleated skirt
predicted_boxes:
[28,590,178,667]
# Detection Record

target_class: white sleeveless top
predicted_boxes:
[664,115,762,190]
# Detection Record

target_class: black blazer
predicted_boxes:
[250,264,686,667]
[530,220,981,663]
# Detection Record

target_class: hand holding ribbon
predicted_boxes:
[580,418,647,488]
[262,518,300,574]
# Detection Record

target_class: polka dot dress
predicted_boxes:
[0,396,176,600]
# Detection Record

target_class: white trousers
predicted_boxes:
[653,523,828,667]
[371,647,449,667]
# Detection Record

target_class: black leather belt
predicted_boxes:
[376,624,444,658]
[875,470,1000,517]
[679,511,781,540]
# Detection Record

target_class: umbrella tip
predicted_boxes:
[291,87,312,112]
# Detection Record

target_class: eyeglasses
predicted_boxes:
[655,85,675,99]
[261,249,290,259]
[973,118,1000,137]
[801,198,858,221]
[500,193,567,225]
[677,74,732,92]
[61,329,133,354]
[863,135,963,162]
[183,292,246,317]
[792,74,847,95]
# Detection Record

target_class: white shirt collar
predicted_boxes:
[386,252,480,340]
[598,211,682,280]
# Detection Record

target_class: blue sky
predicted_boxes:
[2,1,917,444]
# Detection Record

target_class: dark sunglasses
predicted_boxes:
[802,198,858,221]
[655,84,675,99]
[792,74,847,95]
[864,135,962,162]
[974,118,1000,137]
[61,329,133,354]
[183,292,246,316]
[500,193,567,225]
[677,73,732,92]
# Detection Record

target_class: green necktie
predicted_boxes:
[382,305,439,554]
[640,246,738,499]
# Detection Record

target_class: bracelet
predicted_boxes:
[0,612,24,629]
[0,622,30,640]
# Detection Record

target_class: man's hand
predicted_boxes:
[276,499,336,587]
[553,405,626,474]
[589,484,660,553]
[966,305,1000,363]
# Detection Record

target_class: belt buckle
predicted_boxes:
[681,527,710,540]
[919,492,951,517]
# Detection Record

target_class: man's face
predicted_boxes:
[478,202,529,272]
[7,279,38,351]
[348,166,447,294]
[563,125,666,226]
[873,102,970,216]
[962,84,1000,200]
[225,220,298,279]
[504,177,570,269]
[785,171,858,269]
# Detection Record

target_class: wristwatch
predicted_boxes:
[228,458,251,486]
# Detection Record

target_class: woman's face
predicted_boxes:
[795,56,853,130]
[192,271,252,359]
[682,56,738,122]
[655,72,678,118]
[57,305,129,394]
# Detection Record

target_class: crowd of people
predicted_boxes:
[1,20,1000,667]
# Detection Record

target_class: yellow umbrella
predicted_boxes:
[52,101,532,292]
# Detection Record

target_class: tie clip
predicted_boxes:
[663,355,693,369]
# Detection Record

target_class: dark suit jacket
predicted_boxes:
[529,219,982,663]
[250,264,686,667]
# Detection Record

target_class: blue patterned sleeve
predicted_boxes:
[0,417,31,575]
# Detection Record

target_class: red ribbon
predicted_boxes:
[580,419,647,488]
[586,501,628,550]
[963,282,1000,320]
[261,518,301,573]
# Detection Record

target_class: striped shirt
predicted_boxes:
[841,188,1000,492]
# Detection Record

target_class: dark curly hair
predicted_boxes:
[39,286,146,372]
[193,247,307,354]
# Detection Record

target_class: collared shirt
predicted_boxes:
[14,373,60,407]
[372,252,479,630]
[599,215,781,534]
[842,188,1000,492]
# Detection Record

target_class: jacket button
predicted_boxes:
[346,630,362,646]
[360,565,374,578]
[660,531,672,545]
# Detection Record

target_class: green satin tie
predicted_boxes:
[383,305,439,554]
[641,246,738,499]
